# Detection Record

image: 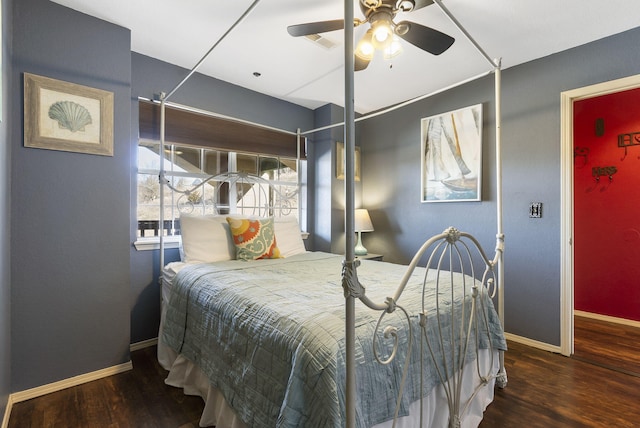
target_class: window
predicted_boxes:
[135,100,307,247]
[136,140,302,239]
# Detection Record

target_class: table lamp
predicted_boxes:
[354,209,374,256]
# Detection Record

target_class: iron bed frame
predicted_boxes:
[154,1,508,426]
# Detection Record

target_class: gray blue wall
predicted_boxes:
[1,0,13,418]
[10,0,132,391]
[358,27,640,346]
[309,103,346,254]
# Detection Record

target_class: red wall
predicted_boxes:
[573,87,640,322]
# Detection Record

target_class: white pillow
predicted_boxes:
[179,214,235,263]
[274,218,307,258]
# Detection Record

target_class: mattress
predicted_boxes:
[158,252,506,427]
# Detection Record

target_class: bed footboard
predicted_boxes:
[345,226,507,427]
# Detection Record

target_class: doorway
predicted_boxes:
[560,74,640,356]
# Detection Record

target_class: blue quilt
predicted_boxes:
[162,252,506,428]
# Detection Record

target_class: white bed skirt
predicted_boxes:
[158,336,498,428]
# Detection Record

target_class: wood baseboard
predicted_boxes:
[130,337,158,352]
[9,361,132,406]
[3,342,158,426]
[504,332,562,354]
[574,310,640,328]
[2,395,14,428]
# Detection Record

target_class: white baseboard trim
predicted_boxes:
[130,337,158,352]
[504,332,563,354]
[574,310,640,329]
[9,361,133,405]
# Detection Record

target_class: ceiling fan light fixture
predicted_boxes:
[383,36,403,59]
[355,29,375,60]
[396,0,415,12]
[370,18,393,50]
[361,0,382,9]
[394,21,410,36]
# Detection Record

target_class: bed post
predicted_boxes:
[343,0,357,426]
[494,61,508,388]
[159,93,167,277]
[296,128,302,224]
[494,62,504,325]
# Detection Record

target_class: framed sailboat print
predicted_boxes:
[421,104,482,202]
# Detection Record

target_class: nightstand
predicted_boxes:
[356,253,383,261]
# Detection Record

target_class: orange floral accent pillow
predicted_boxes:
[226,217,281,261]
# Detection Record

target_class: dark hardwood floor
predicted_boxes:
[8,346,207,428]
[9,318,640,427]
[572,315,640,376]
[480,342,640,427]
[481,315,640,427]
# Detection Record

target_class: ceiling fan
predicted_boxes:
[287,0,455,71]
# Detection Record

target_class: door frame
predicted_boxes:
[560,74,640,356]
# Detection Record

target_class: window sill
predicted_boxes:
[133,236,181,251]
[134,232,309,251]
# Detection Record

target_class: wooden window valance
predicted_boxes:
[138,100,305,159]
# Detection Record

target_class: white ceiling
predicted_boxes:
[52,0,640,114]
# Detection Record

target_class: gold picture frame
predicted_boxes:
[335,141,361,181]
[24,73,114,156]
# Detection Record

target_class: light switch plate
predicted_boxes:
[529,202,542,218]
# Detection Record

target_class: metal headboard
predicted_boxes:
[161,171,297,218]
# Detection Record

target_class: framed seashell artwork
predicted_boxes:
[23,73,114,156]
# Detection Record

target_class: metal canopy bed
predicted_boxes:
[153,1,507,427]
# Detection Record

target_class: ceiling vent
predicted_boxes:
[304,34,338,50]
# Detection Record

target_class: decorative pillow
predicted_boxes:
[274,218,307,257]
[226,217,281,261]
[179,214,235,263]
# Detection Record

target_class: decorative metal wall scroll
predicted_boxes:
[618,131,640,160]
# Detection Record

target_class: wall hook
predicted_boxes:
[574,146,589,168]
[592,165,617,185]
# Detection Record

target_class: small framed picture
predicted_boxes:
[24,73,114,156]
[335,141,361,181]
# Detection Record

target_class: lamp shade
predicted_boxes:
[354,209,374,233]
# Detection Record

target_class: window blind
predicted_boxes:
[138,100,306,159]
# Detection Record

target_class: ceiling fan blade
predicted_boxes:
[354,54,371,71]
[395,21,454,55]
[287,20,345,37]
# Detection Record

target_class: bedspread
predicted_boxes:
[162,252,506,428]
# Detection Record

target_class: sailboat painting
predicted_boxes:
[420,104,482,202]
